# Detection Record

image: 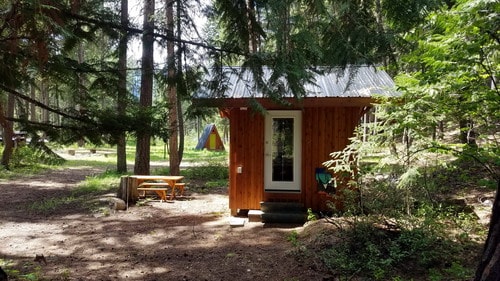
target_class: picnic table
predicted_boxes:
[130,175,185,201]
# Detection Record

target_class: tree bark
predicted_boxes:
[30,83,37,122]
[459,119,477,146]
[72,0,86,148]
[177,90,184,164]
[1,93,15,169]
[166,0,180,176]
[134,0,155,175]
[176,0,184,165]
[41,80,50,135]
[475,179,500,281]
[246,0,258,53]
[116,0,128,174]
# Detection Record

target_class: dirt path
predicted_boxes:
[0,165,328,281]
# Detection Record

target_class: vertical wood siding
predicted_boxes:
[302,107,362,211]
[229,106,363,212]
[228,108,265,211]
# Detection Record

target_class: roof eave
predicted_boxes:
[192,97,376,109]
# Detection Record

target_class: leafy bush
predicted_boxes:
[181,161,228,180]
[10,145,65,168]
[205,179,228,188]
[319,219,468,280]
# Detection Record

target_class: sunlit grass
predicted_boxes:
[121,139,228,163]
[182,149,228,163]
[63,159,117,168]
[74,170,122,194]
[0,143,229,178]
[28,170,121,214]
[0,164,53,179]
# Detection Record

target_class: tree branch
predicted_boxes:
[0,84,90,123]
[62,11,247,56]
[6,117,86,131]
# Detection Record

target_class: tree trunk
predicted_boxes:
[116,0,128,174]
[166,0,180,176]
[41,79,50,138]
[459,119,477,146]
[1,93,15,169]
[177,89,184,164]
[30,83,37,122]
[176,1,184,164]
[475,179,500,280]
[72,0,86,148]
[246,0,258,53]
[134,0,155,175]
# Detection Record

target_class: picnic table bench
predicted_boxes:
[131,175,185,201]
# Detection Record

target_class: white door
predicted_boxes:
[264,111,302,192]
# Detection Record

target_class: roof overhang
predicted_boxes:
[193,97,376,109]
[193,66,398,109]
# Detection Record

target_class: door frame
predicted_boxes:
[264,110,302,192]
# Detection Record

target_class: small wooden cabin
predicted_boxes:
[195,123,225,151]
[196,66,397,215]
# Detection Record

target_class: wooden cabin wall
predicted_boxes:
[227,106,363,213]
[302,107,362,211]
[228,108,265,213]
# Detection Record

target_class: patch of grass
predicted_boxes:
[28,170,121,214]
[182,149,228,163]
[63,159,116,168]
[0,164,53,179]
[28,196,78,213]
[1,258,40,281]
[74,170,121,195]
[1,258,71,281]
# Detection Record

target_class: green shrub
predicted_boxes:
[182,162,228,180]
[11,145,65,167]
[319,219,466,280]
[205,179,228,188]
[287,230,300,247]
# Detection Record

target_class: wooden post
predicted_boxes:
[130,177,139,202]
[117,176,139,204]
[117,176,128,202]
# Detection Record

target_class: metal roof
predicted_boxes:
[197,65,398,99]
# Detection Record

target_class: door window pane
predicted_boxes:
[272,118,294,182]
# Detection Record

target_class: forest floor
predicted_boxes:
[0,161,331,281]
[0,151,494,280]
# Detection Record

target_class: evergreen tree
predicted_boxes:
[134,0,155,175]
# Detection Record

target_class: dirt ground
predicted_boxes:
[0,164,330,281]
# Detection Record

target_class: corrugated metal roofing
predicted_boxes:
[197,65,398,99]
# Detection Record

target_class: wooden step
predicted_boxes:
[260,202,307,224]
[260,201,305,213]
[261,212,307,224]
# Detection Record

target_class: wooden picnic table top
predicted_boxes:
[131,175,185,201]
